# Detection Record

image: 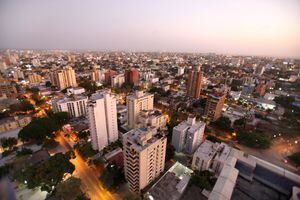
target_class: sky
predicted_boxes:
[0,0,300,58]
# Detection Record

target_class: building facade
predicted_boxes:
[171,117,205,154]
[52,95,88,118]
[50,66,77,90]
[126,91,154,129]
[88,90,118,151]
[123,127,167,193]
[186,66,203,98]
[125,68,139,85]
[204,88,227,121]
[28,73,42,84]
[111,73,125,88]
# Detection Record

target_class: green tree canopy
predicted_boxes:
[15,152,75,192]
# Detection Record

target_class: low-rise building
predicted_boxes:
[52,95,88,118]
[137,110,166,130]
[0,115,32,133]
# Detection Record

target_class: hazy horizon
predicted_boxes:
[1,0,300,58]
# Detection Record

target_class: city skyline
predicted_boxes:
[0,0,300,59]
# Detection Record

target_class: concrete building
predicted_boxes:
[0,115,32,133]
[111,73,125,88]
[52,95,88,118]
[145,162,193,200]
[137,110,167,130]
[255,83,267,97]
[28,73,42,84]
[191,140,233,175]
[0,83,17,99]
[125,68,139,85]
[126,91,154,129]
[186,66,203,98]
[204,88,227,121]
[50,66,77,90]
[66,87,85,95]
[123,127,167,193]
[91,65,102,83]
[104,69,117,85]
[88,90,118,151]
[177,67,185,76]
[171,117,205,154]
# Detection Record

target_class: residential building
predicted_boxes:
[91,65,102,82]
[88,90,118,151]
[104,69,117,85]
[255,82,266,97]
[126,91,154,129]
[144,162,193,200]
[0,115,32,133]
[186,66,203,98]
[123,127,167,193]
[137,110,167,130]
[0,83,17,99]
[111,73,125,88]
[28,73,42,84]
[204,88,227,121]
[177,67,185,76]
[50,66,77,90]
[52,95,88,118]
[171,117,205,154]
[125,68,139,85]
[191,140,232,175]
[66,87,85,95]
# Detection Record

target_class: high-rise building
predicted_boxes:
[171,117,205,154]
[52,95,88,118]
[177,67,185,76]
[12,68,24,81]
[50,66,77,90]
[28,73,42,84]
[125,68,139,85]
[126,91,154,129]
[255,82,266,97]
[91,65,102,83]
[254,65,265,76]
[104,69,117,85]
[88,90,118,151]
[186,66,203,98]
[111,74,125,88]
[123,127,167,193]
[204,88,227,121]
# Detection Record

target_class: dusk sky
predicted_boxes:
[0,0,300,58]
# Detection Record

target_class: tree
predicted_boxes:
[236,130,271,149]
[9,100,34,113]
[16,148,33,157]
[51,112,70,126]
[99,161,125,191]
[45,81,52,87]
[18,117,59,143]
[165,144,175,161]
[233,118,245,129]
[0,164,12,179]
[288,152,300,166]
[55,177,83,200]
[191,170,216,190]
[213,116,232,131]
[15,153,75,192]
[0,137,18,150]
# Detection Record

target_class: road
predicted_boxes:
[55,132,118,200]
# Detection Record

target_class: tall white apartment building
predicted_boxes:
[171,117,205,154]
[126,91,154,129]
[111,73,125,88]
[50,66,77,90]
[52,95,88,118]
[88,90,118,151]
[123,127,167,193]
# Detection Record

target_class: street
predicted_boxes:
[55,132,119,200]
